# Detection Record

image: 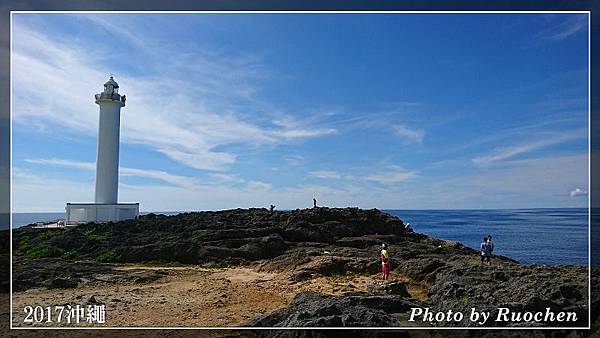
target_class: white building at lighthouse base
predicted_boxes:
[66,203,139,225]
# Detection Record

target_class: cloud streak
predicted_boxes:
[392,124,425,143]
[24,158,197,187]
[472,128,587,166]
[309,171,341,179]
[542,15,588,41]
[365,165,418,184]
[13,152,588,211]
[12,18,337,172]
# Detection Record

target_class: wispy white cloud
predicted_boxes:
[394,101,421,107]
[543,15,588,41]
[24,158,197,187]
[534,15,588,45]
[12,19,336,172]
[208,172,242,184]
[472,128,586,166]
[120,167,198,187]
[273,128,337,139]
[570,187,587,197]
[75,14,153,51]
[353,153,589,209]
[365,165,418,184]
[285,155,305,166]
[12,166,355,212]
[12,167,93,212]
[392,124,425,143]
[24,158,95,170]
[13,153,589,211]
[270,114,338,139]
[309,171,341,179]
[244,180,272,191]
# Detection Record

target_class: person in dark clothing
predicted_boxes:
[313,198,317,208]
[480,236,491,265]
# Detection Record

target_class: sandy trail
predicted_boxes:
[12,264,423,328]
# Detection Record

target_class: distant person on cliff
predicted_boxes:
[313,198,317,208]
[487,235,494,255]
[480,237,492,265]
[381,243,390,280]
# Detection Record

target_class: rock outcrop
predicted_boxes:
[248,291,427,327]
[10,207,594,329]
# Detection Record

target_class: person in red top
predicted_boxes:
[381,243,390,281]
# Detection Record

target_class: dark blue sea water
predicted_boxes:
[385,209,589,266]
[8,208,591,266]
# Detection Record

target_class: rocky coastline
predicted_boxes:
[8,207,597,331]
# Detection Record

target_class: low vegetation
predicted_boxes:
[96,249,121,263]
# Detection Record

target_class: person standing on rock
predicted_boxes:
[313,198,317,208]
[480,237,492,265]
[487,235,494,255]
[381,243,390,280]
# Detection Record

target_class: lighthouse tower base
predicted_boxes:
[65,203,139,225]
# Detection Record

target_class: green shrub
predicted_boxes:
[96,250,121,263]
[205,262,227,269]
[88,233,108,242]
[37,230,61,240]
[25,245,66,259]
[83,228,109,242]
[16,236,30,253]
[62,250,78,260]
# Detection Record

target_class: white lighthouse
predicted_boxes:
[65,76,139,225]
[94,76,124,204]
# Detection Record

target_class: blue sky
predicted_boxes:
[11,13,589,212]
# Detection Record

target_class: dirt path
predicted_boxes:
[12,264,423,328]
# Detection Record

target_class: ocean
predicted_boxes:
[8,208,591,266]
[385,209,589,266]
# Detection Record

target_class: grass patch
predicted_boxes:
[205,262,227,269]
[16,236,30,253]
[87,233,109,242]
[23,244,77,260]
[62,250,78,260]
[457,293,469,305]
[25,245,66,259]
[83,228,109,242]
[96,249,121,263]
[37,230,62,240]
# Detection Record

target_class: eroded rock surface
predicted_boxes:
[10,207,594,329]
[248,291,428,327]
